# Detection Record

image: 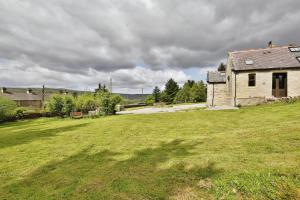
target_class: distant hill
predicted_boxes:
[2,87,150,101]
[115,93,149,100]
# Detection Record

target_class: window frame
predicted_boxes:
[248,73,256,87]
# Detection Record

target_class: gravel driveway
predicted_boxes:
[117,103,206,115]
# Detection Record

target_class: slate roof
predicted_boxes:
[207,71,226,83]
[0,92,43,101]
[230,46,300,71]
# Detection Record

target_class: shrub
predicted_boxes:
[75,93,98,114]
[0,96,17,121]
[96,91,123,115]
[63,95,75,116]
[47,94,64,117]
[14,107,27,119]
[144,95,155,106]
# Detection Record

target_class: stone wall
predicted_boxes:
[15,100,42,108]
[287,69,300,97]
[208,66,300,107]
[233,69,300,106]
[207,83,230,106]
[235,71,273,99]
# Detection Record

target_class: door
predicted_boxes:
[272,73,287,97]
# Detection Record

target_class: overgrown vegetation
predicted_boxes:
[0,102,300,199]
[0,96,17,122]
[47,91,123,117]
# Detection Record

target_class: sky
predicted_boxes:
[0,0,300,94]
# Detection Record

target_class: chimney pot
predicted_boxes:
[268,41,273,48]
[27,88,32,94]
[1,87,7,93]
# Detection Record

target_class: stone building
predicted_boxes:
[0,87,44,108]
[207,44,300,107]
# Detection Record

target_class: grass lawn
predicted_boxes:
[0,103,300,199]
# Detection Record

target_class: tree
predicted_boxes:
[191,81,207,102]
[47,94,64,117]
[174,84,190,103]
[63,95,75,116]
[164,78,179,104]
[96,91,123,115]
[152,86,161,103]
[218,62,226,72]
[95,83,108,93]
[186,80,195,88]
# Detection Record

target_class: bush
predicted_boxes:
[96,91,123,115]
[14,107,27,119]
[63,95,75,116]
[47,94,65,117]
[0,96,17,121]
[144,95,155,106]
[46,92,123,117]
[75,93,98,114]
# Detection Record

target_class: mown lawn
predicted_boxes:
[0,103,300,199]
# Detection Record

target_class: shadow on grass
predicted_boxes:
[3,140,221,199]
[0,119,48,130]
[0,123,90,149]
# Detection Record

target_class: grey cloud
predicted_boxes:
[0,0,300,90]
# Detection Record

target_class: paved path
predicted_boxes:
[206,106,238,110]
[117,103,206,115]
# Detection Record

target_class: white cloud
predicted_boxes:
[0,60,190,93]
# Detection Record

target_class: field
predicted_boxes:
[0,103,300,199]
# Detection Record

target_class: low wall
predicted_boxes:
[236,97,266,106]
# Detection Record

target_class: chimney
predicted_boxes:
[27,88,32,94]
[268,41,273,48]
[1,87,7,93]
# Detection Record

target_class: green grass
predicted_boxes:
[0,103,300,199]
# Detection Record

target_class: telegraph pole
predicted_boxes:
[109,76,112,93]
[42,85,45,109]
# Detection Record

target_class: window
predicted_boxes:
[297,57,300,63]
[248,74,256,87]
[245,60,254,65]
[289,47,300,52]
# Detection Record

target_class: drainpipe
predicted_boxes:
[234,71,237,107]
[212,83,215,107]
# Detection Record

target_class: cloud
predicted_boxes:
[0,0,300,91]
[0,60,190,93]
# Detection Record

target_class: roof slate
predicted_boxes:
[0,93,43,101]
[230,46,300,71]
[207,71,226,83]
